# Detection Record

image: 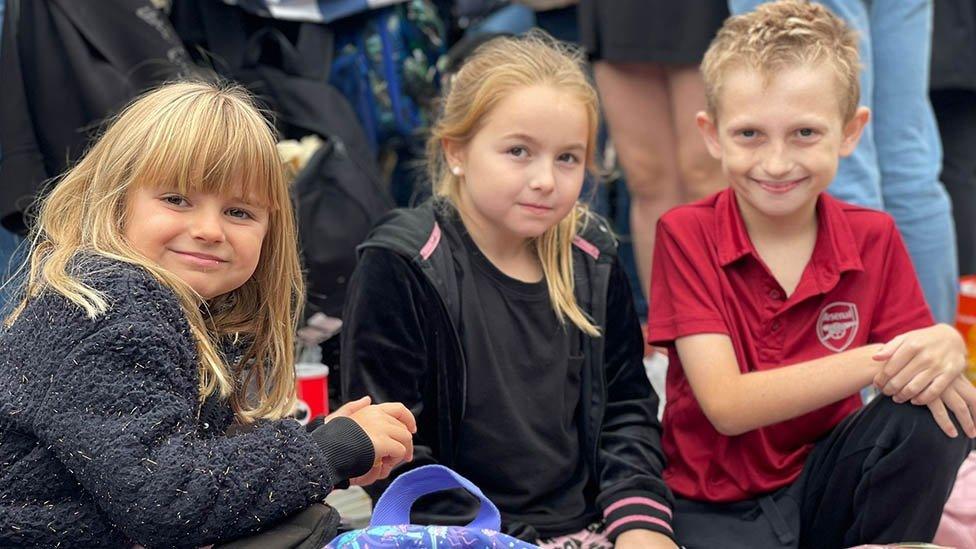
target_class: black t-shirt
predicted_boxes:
[445,216,597,537]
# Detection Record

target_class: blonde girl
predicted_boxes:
[340,33,676,549]
[0,81,415,548]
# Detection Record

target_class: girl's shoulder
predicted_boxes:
[574,209,618,262]
[15,255,187,337]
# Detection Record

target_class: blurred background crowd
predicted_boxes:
[1,0,974,344]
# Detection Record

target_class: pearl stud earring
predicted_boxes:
[451,166,462,176]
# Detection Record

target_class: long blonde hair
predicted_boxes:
[427,32,601,336]
[6,80,303,421]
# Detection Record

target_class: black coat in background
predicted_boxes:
[0,0,192,234]
[931,0,976,274]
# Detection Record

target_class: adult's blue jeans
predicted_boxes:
[728,0,959,323]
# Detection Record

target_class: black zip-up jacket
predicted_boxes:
[0,258,374,548]
[340,202,675,542]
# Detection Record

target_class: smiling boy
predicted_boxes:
[647,2,975,547]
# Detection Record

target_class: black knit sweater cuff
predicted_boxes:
[310,416,375,483]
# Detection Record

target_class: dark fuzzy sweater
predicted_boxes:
[0,258,374,548]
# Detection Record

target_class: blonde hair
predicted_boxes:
[427,31,601,336]
[701,0,861,121]
[6,81,303,422]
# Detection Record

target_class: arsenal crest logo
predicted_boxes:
[817,302,859,352]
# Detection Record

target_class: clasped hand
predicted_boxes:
[873,324,976,438]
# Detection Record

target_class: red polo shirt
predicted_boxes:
[648,189,934,502]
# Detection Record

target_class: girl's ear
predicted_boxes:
[442,138,466,174]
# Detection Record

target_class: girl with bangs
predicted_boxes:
[341,33,676,549]
[0,81,416,548]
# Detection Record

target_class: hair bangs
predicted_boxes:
[128,90,283,211]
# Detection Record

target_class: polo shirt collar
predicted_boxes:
[715,189,864,289]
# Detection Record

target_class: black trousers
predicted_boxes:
[932,89,976,275]
[672,396,973,549]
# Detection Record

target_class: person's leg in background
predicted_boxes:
[932,89,976,275]
[870,0,958,323]
[667,66,725,202]
[593,63,683,300]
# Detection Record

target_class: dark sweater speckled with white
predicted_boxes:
[0,258,374,548]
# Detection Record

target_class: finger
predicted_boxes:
[382,418,414,450]
[333,396,371,416]
[954,377,976,438]
[891,367,936,403]
[882,351,927,397]
[877,340,917,389]
[350,468,381,487]
[376,439,407,461]
[402,433,414,462]
[378,418,413,460]
[926,399,958,438]
[377,403,418,433]
[910,371,955,406]
[942,388,976,439]
[873,334,906,362]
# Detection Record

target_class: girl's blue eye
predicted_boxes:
[162,195,187,206]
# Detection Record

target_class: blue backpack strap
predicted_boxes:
[369,465,502,531]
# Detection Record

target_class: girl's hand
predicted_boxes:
[872,324,967,405]
[614,529,678,549]
[324,396,372,422]
[346,400,417,470]
[924,374,976,439]
[349,456,398,487]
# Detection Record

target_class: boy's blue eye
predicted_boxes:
[740,129,757,138]
[798,128,815,137]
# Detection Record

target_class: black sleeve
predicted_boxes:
[36,313,371,547]
[340,248,487,524]
[595,257,676,542]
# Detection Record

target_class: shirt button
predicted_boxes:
[771,320,782,332]
[768,289,781,300]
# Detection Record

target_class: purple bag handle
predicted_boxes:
[369,465,502,530]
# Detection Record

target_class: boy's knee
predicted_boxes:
[876,397,973,466]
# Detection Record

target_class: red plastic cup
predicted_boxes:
[296,363,330,424]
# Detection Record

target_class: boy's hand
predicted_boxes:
[872,324,966,405]
[925,374,976,439]
[614,529,678,549]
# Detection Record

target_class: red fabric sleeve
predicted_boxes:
[647,217,728,346]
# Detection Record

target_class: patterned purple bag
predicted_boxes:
[326,465,539,548]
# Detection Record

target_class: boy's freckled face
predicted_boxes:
[702,63,866,226]
[123,184,269,299]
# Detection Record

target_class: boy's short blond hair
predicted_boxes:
[702,0,861,121]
